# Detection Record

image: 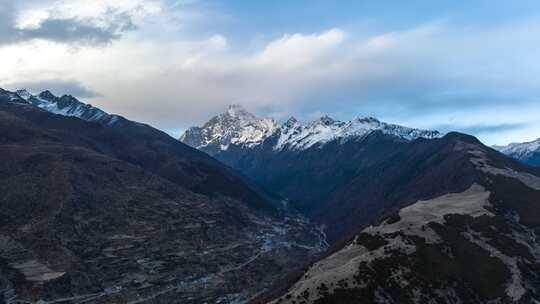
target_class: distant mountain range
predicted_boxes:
[180,104,441,153]
[0,89,325,303]
[183,105,540,303]
[495,138,540,167]
[15,89,115,124]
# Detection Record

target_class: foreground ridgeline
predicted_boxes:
[0,89,326,303]
[184,105,540,303]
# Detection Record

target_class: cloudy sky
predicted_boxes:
[1,0,540,145]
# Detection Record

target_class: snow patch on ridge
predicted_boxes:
[15,89,32,100]
[34,95,107,121]
[8,89,117,124]
[275,116,441,151]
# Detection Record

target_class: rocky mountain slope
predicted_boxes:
[181,106,445,242]
[180,104,279,153]
[0,89,325,303]
[495,138,540,167]
[182,105,540,303]
[5,92,540,303]
[262,133,540,304]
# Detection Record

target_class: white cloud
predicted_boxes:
[1,1,540,144]
[252,29,345,69]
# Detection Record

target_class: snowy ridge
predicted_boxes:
[10,89,118,125]
[495,138,540,159]
[275,115,441,151]
[31,90,108,121]
[0,89,26,103]
[15,89,32,100]
[180,105,442,152]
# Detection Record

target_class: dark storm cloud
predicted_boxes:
[9,79,102,98]
[0,1,136,46]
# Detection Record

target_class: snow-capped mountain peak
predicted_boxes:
[496,138,540,157]
[15,89,33,100]
[0,88,26,103]
[180,106,442,152]
[273,114,441,151]
[179,104,279,151]
[38,90,57,101]
[25,91,110,122]
[311,115,337,126]
[284,116,299,128]
[17,90,115,122]
[494,138,540,166]
[0,88,119,125]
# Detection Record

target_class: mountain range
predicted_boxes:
[495,138,540,167]
[0,89,326,303]
[180,104,441,153]
[181,106,447,241]
[1,89,540,303]
[15,89,115,124]
[262,134,540,303]
[182,105,540,303]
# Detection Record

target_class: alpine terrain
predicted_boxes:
[183,106,540,303]
[495,138,540,167]
[261,133,540,304]
[3,1,539,304]
[0,89,326,303]
[180,105,444,241]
